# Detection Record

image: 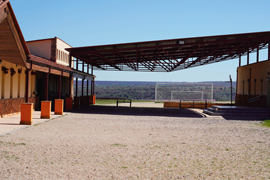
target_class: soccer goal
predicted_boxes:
[155,82,213,102]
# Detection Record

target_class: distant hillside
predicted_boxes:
[95,81,236,87]
[74,80,236,101]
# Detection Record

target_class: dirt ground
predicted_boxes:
[0,112,270,179]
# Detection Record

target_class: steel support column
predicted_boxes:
[92,80,95,95]
[69,54,72,68]
[247,43,250,65]
[91,65,93,75]
[91,65,94,96]
[75,57,79,97]
[75,78,78,97]
[257,46,259,63]
[81,79,84,97]
[87,64,89,96]
[268,43,270,60]
[91,81,93,96]
[239,55,241,67]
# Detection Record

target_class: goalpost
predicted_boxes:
[155,82,214,102]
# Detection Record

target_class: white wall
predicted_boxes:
[56,38,73,67]
[27,40,52,60]
[0,60,30,99]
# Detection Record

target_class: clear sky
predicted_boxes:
[10,0,270,82]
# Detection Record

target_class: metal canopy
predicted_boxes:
[66,31,270,72]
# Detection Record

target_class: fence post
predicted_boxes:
[130,99,131,107]
[116,99,118,107]
[179,100,181,109]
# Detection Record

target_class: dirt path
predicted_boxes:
[0,113,269,179]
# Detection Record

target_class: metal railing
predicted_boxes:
[248,95,262,104]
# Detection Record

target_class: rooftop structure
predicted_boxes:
[66,31,270,72]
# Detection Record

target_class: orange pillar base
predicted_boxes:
[40,101,51,119]
[20,103,33,125]
[90,95,96,105]
[54,99,64,115]
[65,97,73,112]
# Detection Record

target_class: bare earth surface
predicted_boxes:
[0,112,270,179]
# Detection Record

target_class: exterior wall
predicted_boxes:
[27,40,52,60]
[236,60,270,107]
[0,60,36,115]
[237,60,270,96]
[0,60,25,99]
[0,60,36,117]
[0,97,35,118]
[27,37,74,68]
[31,73,36,97]
[19,69,26,98]
[56,38,72,67]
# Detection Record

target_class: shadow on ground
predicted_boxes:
[204,106,270,121]
[72,105,203,118]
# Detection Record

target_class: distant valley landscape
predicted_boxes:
[75,81,236,102]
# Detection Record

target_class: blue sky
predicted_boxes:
[11,0,270,82]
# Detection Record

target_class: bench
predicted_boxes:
[96,98,132,107]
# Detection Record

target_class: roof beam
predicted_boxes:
[141,62,155,71]
[172,45,201,71]
[187,45,221,67]
[140,50,171,72]
[73,54,106,70]
[124,62,137,71]
[93,53,122,70]
[215,41,247,62]
[116,52,138,71]
[161,48,179,63]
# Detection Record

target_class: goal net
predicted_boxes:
[171,91,203,101]
[155,83,213,102]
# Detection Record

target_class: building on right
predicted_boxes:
[236,50,270,108]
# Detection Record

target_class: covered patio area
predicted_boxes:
[66,31,270,108]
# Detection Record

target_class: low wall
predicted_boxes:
[235,94,267,108]
[0,97,36,118]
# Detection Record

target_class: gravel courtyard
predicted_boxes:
[0,112,270,179]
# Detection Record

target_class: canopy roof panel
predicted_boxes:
[66,31,270,72]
